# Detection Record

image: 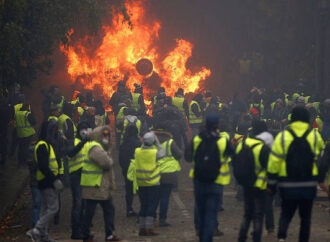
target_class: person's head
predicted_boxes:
[62,102,74,117]
[77,121,91,140]
[251,120,268,136]
[290,106,310,124]
[176,88,184,96]
[90,126,111,150]
[39,120,59,145]
[143,132,156,147]
[134,83,142,93]
[205,114,219,131]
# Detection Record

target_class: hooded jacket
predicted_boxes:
[81,125,115,200]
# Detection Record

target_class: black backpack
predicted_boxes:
[194,138,221,183]
[285,128,314,181]
[233,138,260,187]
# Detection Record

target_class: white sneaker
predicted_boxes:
[26,228,41,242]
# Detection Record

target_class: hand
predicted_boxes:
[53,179,64,192]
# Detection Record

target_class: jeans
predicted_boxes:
[83,199,115,238]
[31,186,41,227]
[158,183,173,221]
[70,170,84,235]
[35,188,59,238]
[278,199,313,242]
[194,180,222,242]
[238,187,266,242]
[138,186,160,217]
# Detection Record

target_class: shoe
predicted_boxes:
[71,233,85,240]
[83,235,94,242]
[26,228,41,242]
[159,220,171,227]
[146,229,159,236]
[42,238,57,242]
[105,234,121,241]
[278,239,285,242]
[139,228,148,236]
[126,210,137,217]
[267,228,274,235]
[214,229,224,236]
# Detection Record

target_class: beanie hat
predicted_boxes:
[143,132,156,146]
[205,114,219,131]
[290,106,310,123]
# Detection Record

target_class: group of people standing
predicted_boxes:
[1,81,330,242]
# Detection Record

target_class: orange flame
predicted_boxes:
[60,0,211,101]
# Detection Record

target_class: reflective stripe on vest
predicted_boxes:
[80,141,104,187]
[15,110,36,138]
[189,101,203,124]
[34,141,58,181]
[68,138,87,173]
[158,139,181,173]
[135,147,160,186]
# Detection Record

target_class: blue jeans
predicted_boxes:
[31,186,41,227]
[194,180,222,242]
[158,184,173,221]
[70,170,84,235]
[138,186,160,217]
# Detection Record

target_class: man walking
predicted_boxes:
[267,106,325,242]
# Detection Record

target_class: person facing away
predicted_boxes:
[234,120,271,242]
[118,125,141,217]
[185,114,233,242]
[267,106,325,242]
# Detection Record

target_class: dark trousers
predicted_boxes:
[138,186,160,217]
[17,135,33,165]
[121,168,134,213]
[194,180,222,242]
[238,187,266,242]
[83,199,115,238]
[278,199,313,242]
[158,183,173,221]
[264,192,275,231]
[0,132,8,164]
[70,170,84,235]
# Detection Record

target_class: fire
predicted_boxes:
[60,0,211,101]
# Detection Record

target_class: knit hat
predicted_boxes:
[205,114,219,131]
[290,106,310,123]
[143,132,156,146]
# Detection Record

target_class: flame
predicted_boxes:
[60,0,211,101]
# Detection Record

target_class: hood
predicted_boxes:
[90,125,111,150]
[125,115,138,123]
[256,131,274,148]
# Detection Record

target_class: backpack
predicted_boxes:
[194,137,221,183]
[233,138,260,187]
[285,128,314,181]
